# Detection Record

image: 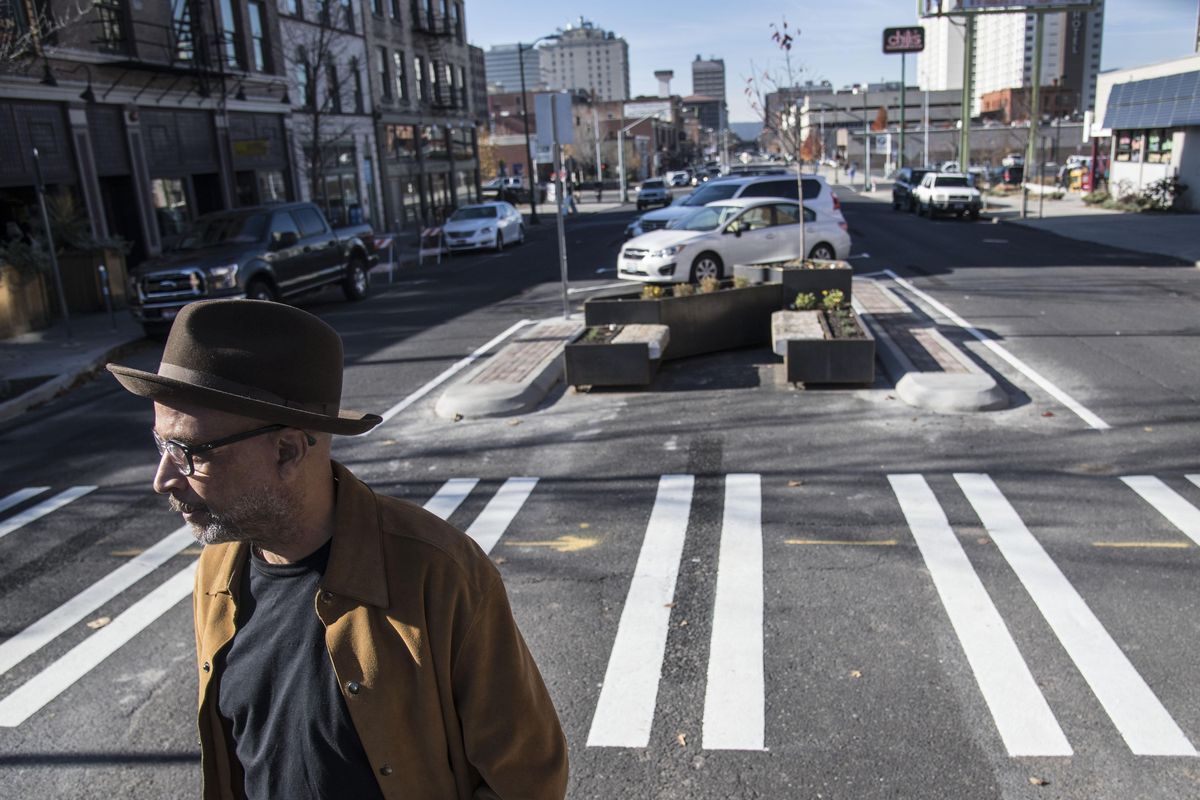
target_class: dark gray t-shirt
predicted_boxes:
[217,541,385,800]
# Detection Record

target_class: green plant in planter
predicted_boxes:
[699,276,720,294]
[792,291,817,310]
[641,284,666,300]
[821,288,845,310]
[733,276,750,289]
[672,282,695,297]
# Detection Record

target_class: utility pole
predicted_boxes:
[550,94,570,319]
[1021,12,1045,219]
[959,15,974,172]
[516,43,541,224]
[899,53,907,170]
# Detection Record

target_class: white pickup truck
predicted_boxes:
[913,172,983,220]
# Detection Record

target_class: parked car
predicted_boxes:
[443,202,525,252]
[482,176,543,204]
[665,170,692,187]
[617,197,851,284]
[635,179,672,211]
[913,172,983,219]
[625,172,843,238]
[892,167,934,211]
[1001,153,1025,167]
[128,202,376,338]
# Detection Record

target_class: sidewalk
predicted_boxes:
[850,181,1200,266]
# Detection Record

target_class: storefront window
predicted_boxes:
[1115,132,1138,163]
[259,171,287,201]
[449,127,473,161]
[399,179,421,227]
[1146,129,1173,164]
[386,125,416,160]
[422,125,447,160]
[152,178,190,241]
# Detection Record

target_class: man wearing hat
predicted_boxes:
[108,299,567,800]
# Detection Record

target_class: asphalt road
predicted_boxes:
[1,194,1199,799]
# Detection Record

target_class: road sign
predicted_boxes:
[535,93,574,148]
[883,27,925,54]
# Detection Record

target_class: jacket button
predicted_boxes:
[202,661,211,673]
[379,765,393,777]
[321,591,334,603]
[346,681,361,695]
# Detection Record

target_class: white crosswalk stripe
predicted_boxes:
[422,478,480,520]
[588,475,694,748]
[0,487,49,515]
[1122,476,1200,546]
[889,474,1072,757]
[703,474,765,751]
[956,473,1196,757]
[0,486,97,540]
[464,477,538,554]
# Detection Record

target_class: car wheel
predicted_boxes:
[517,224,526,244]
[808,243,836,260]
[494,231,504,252]
[246,278,277,302]
[689,252,723,283]
[916,201,925,217]
[342,256,369,302]
[968,209,980,220]
[907,197,917,212]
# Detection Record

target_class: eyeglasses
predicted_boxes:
[153,423,303,476]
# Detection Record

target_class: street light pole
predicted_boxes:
[516,42,540,224]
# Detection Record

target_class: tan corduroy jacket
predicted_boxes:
[193,461,568,800]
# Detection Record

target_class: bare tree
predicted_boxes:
[283,1,362,210]
[0,0,94,72]
[743,17,810,259]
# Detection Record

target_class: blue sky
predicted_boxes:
[466,0,1199,122]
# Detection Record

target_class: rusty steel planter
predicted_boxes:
[582,283,783,360]
[563,339,660,388]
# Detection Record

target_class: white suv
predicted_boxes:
[913,172,982,220]
[625,172,843,238]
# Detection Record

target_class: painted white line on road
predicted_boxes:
[0,486,98,541]
[888,474,1071,757]
[422,478,480,521]
[464,477,538,554]
[567,281,629,296]
[588,474,694,748]
[0,525,194,677]
[0,487,49,515]
[703,474,764,750]
[0,561,197,727]
[373,319,535,426]
[882,268,1110,430]
[1122,476,1200,546]
[956,473,1196,756]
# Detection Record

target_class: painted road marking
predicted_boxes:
[422,478,480,521]
[883,269,1110,430]
[0,561,197,727]
[889,474,1071,757]
[1121,476,1200,547]
[464,477,538,554]
[785,538,899,546]
[956,473,1196,756]
[588,474,694,748]
[0,487,49,515]
[374,319,535,426]
[0,486,98,541]
[0,525,193,677]
[506,534,598,553]
[1092,541,1191,549]
[703,474,764,750]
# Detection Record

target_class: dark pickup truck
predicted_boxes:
[127,202,376,336]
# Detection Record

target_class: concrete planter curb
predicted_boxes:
[564,324,669,388]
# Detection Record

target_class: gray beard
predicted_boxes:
[169,486,294,547]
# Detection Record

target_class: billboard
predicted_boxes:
[623,101,672,122]
[883,27,926,54]
[920,0,1096,16]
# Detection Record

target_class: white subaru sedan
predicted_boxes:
[617,197,851,284]
[443,202,525,252]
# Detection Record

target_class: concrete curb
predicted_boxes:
[0,335,144,425]
[434,320,583,419]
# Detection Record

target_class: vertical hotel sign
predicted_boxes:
[883,27,926,54]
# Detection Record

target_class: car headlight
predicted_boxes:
[480,226,495,233]
[206,263,239,290]
[649,244,683,258]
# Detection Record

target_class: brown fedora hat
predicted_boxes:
[107,299,382,435]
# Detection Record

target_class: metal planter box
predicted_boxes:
[765,261,854,304]
[563,340,659,388]
[784,311,876,384]
[583,284,784,360]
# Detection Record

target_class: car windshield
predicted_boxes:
[669,205,741,232]
[680,181,740,206]
[642,181,664,189]
[171,214,267,251]
[935,176,970,187]
[450,206,498,220]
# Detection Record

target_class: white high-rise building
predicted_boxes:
[916,1,1104,115]
[542,17,630,101]
[484,44,550,94]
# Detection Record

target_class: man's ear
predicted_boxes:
[275,428,311,478]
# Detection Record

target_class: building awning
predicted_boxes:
[1104,70,1200,130]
